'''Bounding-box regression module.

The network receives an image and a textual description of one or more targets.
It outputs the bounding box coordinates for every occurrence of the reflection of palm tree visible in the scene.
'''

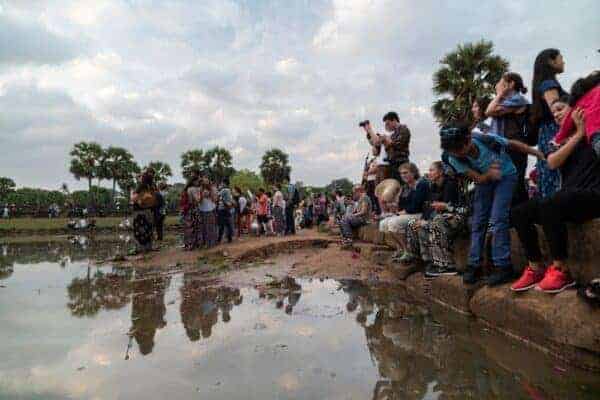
[129,269,170,356]
[67,266,133,317]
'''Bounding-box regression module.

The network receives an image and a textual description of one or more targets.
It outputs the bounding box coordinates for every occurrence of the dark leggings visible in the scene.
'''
[511,189,600,262]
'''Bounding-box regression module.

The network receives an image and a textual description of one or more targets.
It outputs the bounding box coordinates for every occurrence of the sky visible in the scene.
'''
[0,0,598,190]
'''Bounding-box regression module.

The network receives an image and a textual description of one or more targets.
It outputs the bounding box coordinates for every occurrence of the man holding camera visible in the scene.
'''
[360,111,411,183]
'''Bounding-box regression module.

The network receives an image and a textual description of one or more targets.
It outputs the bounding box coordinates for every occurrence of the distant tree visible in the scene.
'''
[230,169,265,194]
[0,177,16,200]
[145,161,172,185]
[69,142,104,194]
[432,40,508,124]
[181,149,205,181]
[3,188,66,216]
[100,146,139,204]
[259,148,291,186]
[204,146,235,184]
[326,178,354,196]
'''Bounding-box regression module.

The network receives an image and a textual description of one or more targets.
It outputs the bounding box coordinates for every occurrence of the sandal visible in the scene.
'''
[578,278,600,307]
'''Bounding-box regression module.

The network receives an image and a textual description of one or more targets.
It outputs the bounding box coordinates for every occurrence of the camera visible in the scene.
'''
[358,120,370,128]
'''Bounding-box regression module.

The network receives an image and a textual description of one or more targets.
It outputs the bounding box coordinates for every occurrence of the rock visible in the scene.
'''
[470,285,600,369]
[429,275,482,314]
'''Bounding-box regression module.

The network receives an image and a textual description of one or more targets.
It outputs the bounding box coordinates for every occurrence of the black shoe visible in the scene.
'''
[424,263,437,278]
[426,264,458,278]
[486,266,514,287]
[463,265,482,285]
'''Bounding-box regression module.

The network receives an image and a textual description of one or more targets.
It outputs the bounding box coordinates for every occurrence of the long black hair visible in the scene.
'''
[531,48,562,131]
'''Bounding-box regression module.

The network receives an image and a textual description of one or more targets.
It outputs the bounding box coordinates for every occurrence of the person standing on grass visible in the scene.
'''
[441,123,544,286]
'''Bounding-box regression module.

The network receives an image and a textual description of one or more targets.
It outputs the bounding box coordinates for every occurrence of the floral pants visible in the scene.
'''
[406,213,465,268]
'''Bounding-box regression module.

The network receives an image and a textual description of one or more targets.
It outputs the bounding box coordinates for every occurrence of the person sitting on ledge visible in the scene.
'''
[378,162,429,263]
[440,123,544,286]
[511,101,600,293]
[340,185,372,249]
[403,161,468,277]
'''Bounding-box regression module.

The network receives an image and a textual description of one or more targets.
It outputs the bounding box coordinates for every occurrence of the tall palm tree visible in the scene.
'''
[181,149,205,181]
[432,40,508,125]
[101,146,139,204]
[69,142,104,194]
[259,148,291,186]
[145,161,172,185]
[204,146,235,184]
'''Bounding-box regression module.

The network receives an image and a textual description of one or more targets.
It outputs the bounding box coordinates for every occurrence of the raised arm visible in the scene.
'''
[507,139,545,160]
[548,108,586,170]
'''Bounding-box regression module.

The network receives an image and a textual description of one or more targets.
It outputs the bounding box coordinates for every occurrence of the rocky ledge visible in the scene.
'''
[356,222,600,371]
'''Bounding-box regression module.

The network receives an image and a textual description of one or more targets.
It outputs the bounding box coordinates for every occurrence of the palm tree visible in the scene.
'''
[432,40,508,124]
[69,142,104,193]
[259,148,291,186]
[101,146,139,204]
[145,161,172,185]
[204,146,235,184]
[181,149,205,181]
[0,177,16,200]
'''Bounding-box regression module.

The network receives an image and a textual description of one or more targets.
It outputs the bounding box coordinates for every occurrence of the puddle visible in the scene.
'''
[1,239,599,399]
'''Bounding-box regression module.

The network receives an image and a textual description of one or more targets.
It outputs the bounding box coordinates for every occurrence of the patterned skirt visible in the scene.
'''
[272,206,285,234]
[133,209,154,252]
[183,209,199,250]
[536,121,561,198]
[198,210,218,248]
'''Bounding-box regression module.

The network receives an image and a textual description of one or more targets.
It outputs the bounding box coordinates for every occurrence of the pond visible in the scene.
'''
[1,238,599,399]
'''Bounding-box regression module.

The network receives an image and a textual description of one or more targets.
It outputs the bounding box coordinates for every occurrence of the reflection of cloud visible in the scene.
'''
[278,372,300,392]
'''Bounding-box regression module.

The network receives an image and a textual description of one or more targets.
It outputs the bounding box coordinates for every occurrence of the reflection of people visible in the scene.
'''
[180,275,243,341]
[130,271,170,355]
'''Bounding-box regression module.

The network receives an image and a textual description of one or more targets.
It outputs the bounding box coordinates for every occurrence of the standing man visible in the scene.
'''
[362,111,411,183]
[284,176,299,235]
[217,178,234,243]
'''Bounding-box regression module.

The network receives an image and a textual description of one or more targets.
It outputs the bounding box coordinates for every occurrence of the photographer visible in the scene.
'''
[360,111,411,183]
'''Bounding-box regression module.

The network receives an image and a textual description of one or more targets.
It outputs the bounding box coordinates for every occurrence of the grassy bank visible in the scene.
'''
[0,216,180,235]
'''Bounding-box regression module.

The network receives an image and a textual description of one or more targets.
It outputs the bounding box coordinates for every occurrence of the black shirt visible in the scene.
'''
[422,178,459,220]
[559,141,600,192]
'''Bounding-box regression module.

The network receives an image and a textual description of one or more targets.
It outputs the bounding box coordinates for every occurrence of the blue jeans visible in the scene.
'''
[468,173,517,268]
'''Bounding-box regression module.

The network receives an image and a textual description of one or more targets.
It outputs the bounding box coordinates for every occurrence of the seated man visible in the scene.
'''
[340,185,372,249]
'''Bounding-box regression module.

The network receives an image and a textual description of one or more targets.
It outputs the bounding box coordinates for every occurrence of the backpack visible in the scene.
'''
[503,104,538,145]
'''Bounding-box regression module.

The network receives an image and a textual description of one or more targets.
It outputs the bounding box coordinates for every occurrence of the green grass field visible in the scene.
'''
[0,216,180,233]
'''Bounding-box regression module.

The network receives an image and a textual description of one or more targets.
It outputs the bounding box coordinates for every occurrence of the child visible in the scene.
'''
[440,123,544,286]
[553,71,600,155]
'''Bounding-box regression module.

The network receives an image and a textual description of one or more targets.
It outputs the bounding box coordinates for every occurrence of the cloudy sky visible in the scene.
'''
[1,0,598,190]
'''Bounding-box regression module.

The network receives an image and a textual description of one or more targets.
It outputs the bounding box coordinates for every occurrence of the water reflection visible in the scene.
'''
[258,276,302,315]
[67,266,133,317]
[180,273,243,341]
[129,269,171,355]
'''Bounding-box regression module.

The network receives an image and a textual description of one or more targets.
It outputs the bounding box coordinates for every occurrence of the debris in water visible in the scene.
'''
[77,366,86,371]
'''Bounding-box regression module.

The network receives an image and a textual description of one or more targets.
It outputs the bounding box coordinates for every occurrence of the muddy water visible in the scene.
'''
[1,239,599,400]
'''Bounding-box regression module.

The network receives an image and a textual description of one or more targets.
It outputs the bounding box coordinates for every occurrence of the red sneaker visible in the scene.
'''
[536,266,576,293]
[511,266,545,292]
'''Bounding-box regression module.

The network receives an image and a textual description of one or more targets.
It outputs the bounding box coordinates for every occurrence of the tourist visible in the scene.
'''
[303,195,314,229]
[530,48,566,198]
[315,192,329,226]
[217,178,234,244]
[232,186,245,237]
[471,97,492,134]
[332,190,346,225]
[486,72,531,206]
[272,185,286,236]
[511,96,600,292]
[404,161,467,277]
[182,169,202,250]
[131,170,158,253]
[155,182,167,241]
[340,185,372,249]
[256,188,269,235]
[198,176,218,248]
[2,205,8,219]
[553,71,600,156]
[440,123,544,286]
[379,163,429,262]
[284,176,299,235]
[265,191,275,235]
[362,112,411,182]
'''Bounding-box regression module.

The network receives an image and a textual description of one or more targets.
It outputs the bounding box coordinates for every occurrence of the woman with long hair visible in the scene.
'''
[131,170,159,253]
[530,48,566,198]
[182,169,201,250]
[197,176,219,248]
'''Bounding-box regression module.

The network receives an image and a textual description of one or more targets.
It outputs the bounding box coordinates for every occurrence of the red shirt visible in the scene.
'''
[257,194,269,216]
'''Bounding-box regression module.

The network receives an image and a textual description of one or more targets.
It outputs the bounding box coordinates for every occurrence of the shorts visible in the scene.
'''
[379,213,421,234]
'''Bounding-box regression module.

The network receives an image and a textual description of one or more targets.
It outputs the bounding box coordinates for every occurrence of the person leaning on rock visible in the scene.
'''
[361,111,411,183]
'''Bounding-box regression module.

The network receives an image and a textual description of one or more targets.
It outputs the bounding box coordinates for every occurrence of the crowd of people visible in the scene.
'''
[338,48,599,299]
[127,48,599,302]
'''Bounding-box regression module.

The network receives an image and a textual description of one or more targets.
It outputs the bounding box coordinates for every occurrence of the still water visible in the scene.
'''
[1,238,599,399]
